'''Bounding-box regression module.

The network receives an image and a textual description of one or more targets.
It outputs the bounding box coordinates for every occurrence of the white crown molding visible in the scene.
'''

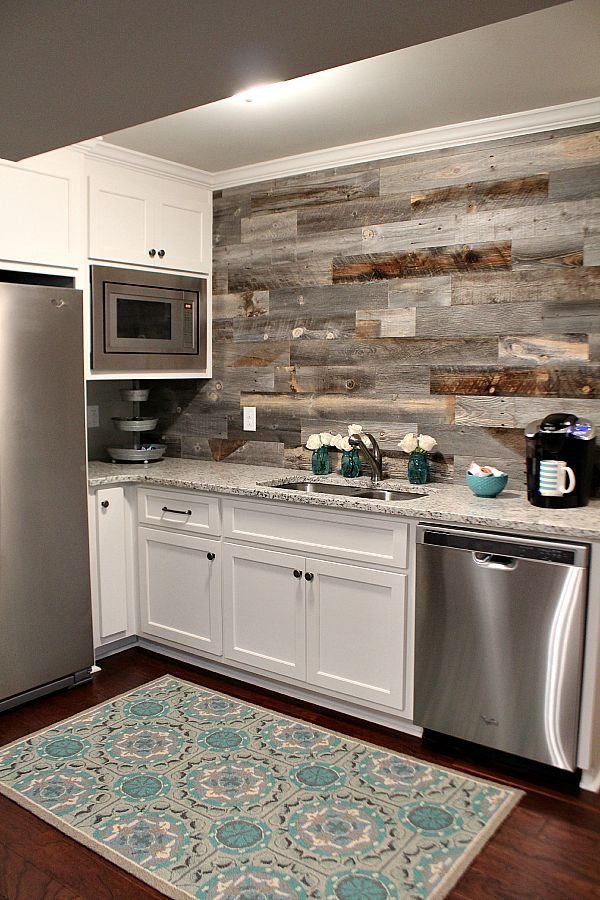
[210,97,600,190]
[76,138,213,187]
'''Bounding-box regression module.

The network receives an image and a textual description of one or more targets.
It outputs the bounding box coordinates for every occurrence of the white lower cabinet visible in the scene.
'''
[222,541,408,714]
[222,543,306,679]
[90,486,131,645]
[138,526,222,655]
[306,558,407,709]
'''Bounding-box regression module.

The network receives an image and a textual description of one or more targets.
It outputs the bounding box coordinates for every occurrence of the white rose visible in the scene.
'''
[339,436,353,452]
[319,432,334,446]
[418,434,437,452]
[306,433,322,450]
[348,423,363,436]
[331,434,346,450]
[399,433,419,453]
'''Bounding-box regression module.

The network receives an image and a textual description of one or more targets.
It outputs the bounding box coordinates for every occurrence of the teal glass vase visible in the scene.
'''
[407,450,430,484]
[311,446,330,475]
[341,447,361,478]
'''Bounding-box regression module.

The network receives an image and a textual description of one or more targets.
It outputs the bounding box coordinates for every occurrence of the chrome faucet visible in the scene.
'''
[349,432,384,483]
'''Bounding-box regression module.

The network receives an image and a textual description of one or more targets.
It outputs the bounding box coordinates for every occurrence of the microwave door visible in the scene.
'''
[105,291,187,354]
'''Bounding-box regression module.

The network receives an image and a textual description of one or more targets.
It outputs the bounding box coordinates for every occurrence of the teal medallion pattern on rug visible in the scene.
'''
[0,675,522,899]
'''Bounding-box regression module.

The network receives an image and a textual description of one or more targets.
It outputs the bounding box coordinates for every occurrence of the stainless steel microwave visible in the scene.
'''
[91,265,208,373]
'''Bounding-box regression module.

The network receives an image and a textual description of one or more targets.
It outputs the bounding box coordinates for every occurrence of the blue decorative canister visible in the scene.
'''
[341,447,361,478]
[311,446,330,476]
[407,450,430,484]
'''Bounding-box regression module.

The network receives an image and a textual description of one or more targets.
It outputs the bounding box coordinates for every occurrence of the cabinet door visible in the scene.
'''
[88,165,154,266]
[138,526,222,655]
[95,487,129,641]
[0,150,81,268]
[222,543,306,679]
[154,181,211,273]
[306,559,407,711]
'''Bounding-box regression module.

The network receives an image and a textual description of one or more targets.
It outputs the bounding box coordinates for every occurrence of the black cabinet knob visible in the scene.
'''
[157,249,165,258]
[207,552,216,561]
[148,248,156,257]
[293,569,302,578]
[101,500,109,508]
[304,572,314,582]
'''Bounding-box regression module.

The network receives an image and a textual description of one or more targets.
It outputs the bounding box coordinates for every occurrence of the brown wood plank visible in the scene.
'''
[180,436,285,467]
[290,337,499,367]
[451,267,600,305]
[215,340,291,369]
[241,392,455,424]
[275,365,429,396]
[411,174,548,215]
[251,168,379,212]
[296,194,411,235]
[332,242,512,282]
[431,367,561,397]
[455,397,517,427]
[498,335,589,365]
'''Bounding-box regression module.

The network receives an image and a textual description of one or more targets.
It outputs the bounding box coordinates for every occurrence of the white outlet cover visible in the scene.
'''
[87,405,100,428]
[243,406,257,431]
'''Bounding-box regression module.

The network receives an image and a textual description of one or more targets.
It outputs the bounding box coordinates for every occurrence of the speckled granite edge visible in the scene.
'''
[87,459,600,541]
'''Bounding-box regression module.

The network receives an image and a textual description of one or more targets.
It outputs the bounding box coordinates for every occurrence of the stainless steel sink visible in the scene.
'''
[355,488,426,501]
[270,481,426,501]
[273,481,360,496]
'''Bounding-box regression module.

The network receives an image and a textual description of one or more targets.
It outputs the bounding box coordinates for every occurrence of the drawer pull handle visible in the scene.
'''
[304,572,314,582]
[101,500,109,509]
[162,505,192,516]
[293,569,302,578]
[207,552,216,561]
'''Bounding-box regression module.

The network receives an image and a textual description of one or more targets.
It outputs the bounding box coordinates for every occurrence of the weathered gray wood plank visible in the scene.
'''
[212,291,269,320]
[451,268,600,305]
[269,283,389,316]
[498,335,589,365]
[275,365,429,396]
[416,300,600,338]
[455,396,518,427]
[214,340,291,370]
[232,313,356,343]
[548,166,600,203]
[584,229,600,266]
[355,308,416,338]
[251,169,379,212]
[455,200,599,245]
[241,211,297,243]
[241,392,456,424]
[297,195,411,236]
[511,235,583,269]
[388,275,451,308]
[360,217,456,253]
[411,175,548,215]
[333,242,511,282]
[289,337,499,367]
[181,437,285,467]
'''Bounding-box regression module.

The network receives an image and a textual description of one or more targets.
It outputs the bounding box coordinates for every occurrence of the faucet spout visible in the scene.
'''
[349,432,384,483]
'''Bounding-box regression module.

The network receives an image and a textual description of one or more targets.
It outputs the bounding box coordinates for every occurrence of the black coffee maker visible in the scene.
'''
[525,413,596,508]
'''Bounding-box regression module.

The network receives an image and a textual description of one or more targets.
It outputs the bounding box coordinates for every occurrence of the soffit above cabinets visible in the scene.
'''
[1,0,571,161]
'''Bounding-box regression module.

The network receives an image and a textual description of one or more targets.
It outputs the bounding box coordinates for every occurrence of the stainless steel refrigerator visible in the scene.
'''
[0,281,93,712]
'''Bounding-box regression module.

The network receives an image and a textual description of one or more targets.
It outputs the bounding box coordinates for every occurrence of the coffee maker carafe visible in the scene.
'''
[525,413,596,508]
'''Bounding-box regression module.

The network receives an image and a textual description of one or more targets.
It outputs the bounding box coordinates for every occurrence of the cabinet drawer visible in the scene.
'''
[223,499,408,568]
[138,488,221,536]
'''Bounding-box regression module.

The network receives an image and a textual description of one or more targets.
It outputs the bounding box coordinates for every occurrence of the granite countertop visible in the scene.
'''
[87,458,600,541]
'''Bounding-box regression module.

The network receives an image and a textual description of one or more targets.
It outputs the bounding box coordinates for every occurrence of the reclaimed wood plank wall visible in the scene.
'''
[151,123,600,484]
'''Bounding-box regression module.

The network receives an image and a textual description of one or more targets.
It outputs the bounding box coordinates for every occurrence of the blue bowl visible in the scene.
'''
[466,472,508,498]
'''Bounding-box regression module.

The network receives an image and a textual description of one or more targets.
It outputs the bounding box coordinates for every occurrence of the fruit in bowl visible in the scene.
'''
[466,463,508,498]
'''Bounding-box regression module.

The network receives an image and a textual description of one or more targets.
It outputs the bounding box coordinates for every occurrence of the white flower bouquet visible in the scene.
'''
[398,432,437,484]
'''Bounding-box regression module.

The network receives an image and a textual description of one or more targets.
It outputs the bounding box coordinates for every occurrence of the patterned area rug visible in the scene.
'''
[0,675,522,898]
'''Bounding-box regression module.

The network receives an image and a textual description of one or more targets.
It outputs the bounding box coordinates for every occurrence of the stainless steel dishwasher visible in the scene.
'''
[415,524,588,770]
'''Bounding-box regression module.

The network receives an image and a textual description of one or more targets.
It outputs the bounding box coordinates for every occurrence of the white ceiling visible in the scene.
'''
[1,0,567,161]
[104,0,600,174]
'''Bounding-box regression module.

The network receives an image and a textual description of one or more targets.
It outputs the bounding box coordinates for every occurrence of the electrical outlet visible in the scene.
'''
[87,405,100,428]
[243,406,257,431]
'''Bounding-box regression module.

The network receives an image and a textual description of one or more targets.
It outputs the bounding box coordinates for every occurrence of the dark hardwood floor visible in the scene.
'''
[0,647,598,900]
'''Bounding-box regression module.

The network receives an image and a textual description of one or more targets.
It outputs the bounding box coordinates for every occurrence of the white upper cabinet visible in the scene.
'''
[87,160,211,274]
[0,148,83,269]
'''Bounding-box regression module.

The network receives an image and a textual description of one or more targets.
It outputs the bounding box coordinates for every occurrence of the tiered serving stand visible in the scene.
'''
[107,381,166,463]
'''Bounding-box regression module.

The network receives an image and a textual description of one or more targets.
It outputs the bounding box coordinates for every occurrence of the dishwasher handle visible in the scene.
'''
[473,551,518,571]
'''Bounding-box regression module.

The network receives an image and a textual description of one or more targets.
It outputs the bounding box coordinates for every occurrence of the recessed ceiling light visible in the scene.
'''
[233,82,290,104]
